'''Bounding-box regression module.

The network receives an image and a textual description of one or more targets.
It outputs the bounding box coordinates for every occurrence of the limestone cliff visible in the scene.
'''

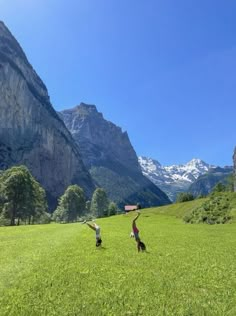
[60,104,171,207]
[0,22,95,209]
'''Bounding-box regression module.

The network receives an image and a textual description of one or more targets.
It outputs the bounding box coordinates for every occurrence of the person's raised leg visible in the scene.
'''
[86,222,96,231]
[132,212,140,229]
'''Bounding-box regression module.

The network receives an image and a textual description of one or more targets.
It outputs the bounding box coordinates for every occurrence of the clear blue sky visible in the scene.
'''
[1,0,236,166]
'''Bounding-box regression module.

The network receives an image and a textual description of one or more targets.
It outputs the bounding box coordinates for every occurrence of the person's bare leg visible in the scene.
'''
[132,212,140,229]
[86,222,96,231]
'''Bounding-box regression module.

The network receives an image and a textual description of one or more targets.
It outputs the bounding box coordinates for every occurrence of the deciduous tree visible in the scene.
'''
[53,185,86,222]
[90,188,109,217]
[0,165,48,225]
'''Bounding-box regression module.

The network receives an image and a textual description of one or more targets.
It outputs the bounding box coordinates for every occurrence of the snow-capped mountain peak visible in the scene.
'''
[138,156,215,201]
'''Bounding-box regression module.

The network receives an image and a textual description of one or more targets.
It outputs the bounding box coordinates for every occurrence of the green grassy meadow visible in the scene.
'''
[0,202,236,316]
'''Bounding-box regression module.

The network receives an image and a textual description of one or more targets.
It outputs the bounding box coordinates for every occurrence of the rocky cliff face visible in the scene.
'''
[0,21,95,209]
[60,104,171,207]
[59,103,141,173]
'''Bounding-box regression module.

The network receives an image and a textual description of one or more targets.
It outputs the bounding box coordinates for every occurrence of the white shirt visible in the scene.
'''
[94,224,101,239]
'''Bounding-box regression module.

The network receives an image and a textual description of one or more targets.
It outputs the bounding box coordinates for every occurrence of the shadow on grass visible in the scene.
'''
[96,246,107,250]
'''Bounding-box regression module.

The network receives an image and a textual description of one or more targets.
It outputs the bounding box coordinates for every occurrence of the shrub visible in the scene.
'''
[34,212,51,224]
[183,192,232,224]
[176,192,194,203]
[108,202,117,216]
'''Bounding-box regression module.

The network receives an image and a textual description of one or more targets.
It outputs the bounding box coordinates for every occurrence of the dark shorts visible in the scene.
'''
[134,232,140,241]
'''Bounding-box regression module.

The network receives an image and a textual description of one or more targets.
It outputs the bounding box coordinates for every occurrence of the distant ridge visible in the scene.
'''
[188,166,233,196]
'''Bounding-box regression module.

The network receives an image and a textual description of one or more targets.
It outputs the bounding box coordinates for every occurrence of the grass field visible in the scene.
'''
[0,202,236,316]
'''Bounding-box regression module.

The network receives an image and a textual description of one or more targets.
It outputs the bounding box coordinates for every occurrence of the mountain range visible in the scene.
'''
[0,21,170,210]
[0,20,234,210]
[138,157,233,201]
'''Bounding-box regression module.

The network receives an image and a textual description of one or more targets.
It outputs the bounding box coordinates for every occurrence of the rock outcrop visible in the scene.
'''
[59,104,171,207]
[0,21,95,209]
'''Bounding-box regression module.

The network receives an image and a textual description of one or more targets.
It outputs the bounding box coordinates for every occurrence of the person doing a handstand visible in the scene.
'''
[132,211,146,252]
[84,220,102,247]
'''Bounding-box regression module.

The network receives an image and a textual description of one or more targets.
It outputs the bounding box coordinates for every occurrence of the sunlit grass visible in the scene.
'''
[0,205,236,315]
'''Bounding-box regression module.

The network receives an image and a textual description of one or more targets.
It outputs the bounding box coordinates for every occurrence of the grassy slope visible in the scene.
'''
[154,195,236,221]
[0,201,236,316]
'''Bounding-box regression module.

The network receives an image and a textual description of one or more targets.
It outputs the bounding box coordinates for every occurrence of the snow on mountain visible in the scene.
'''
[138,156,214,201]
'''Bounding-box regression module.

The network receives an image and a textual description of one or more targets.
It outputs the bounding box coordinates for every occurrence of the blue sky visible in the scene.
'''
[1,0,236,166]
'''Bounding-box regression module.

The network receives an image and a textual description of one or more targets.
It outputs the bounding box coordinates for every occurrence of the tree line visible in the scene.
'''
[52,185,118,223]
[0,165,118,226]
